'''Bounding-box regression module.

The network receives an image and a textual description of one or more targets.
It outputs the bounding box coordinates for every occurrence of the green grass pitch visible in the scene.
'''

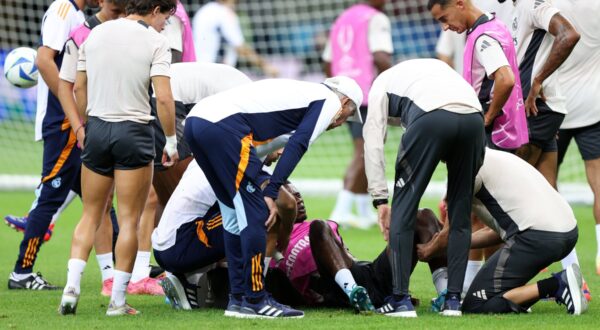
[0,191,598,329]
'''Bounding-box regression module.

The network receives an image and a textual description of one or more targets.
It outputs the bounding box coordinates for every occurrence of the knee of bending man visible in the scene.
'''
[415,208,442,243]
[308,219,331,243]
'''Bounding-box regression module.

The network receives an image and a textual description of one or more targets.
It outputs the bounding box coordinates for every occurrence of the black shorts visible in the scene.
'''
[527,100,565,152]
[81,117,155,176]
[347,106,367,140]
[150,99,194,171]
[558,120,600,164]
[462,228,578,314]
[350,249,393,308]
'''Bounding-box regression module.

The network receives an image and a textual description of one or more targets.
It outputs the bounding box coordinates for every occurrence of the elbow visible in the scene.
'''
[562,30,581,51]
[156,94,174,108]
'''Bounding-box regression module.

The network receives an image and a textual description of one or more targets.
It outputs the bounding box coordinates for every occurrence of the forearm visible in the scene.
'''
[373,51,392,74]
[57,80,82,132]
[470,227,504,249]
[156,99,176,136]
[73,81,87,122]
[535,14,580,84]
[363,110,388,200]
[487,69,514,120]
[38,58,60,97]
[237,45,266,70]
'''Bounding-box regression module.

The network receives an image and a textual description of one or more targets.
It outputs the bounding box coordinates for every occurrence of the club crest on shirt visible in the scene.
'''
[51,177,61,189]
[246,182,256,193]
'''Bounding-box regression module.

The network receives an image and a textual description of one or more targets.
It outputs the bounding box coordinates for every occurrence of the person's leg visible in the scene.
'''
[12,130,81,287]
[414,209,448,296]
[535,151,559,189]
[584,158,600,274]
[65,165,114,294]
[444,112,485,307]
[110,164,153,308]
[96,198,115,296]
[152,156,193,208]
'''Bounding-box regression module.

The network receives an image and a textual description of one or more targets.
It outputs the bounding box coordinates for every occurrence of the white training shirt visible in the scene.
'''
[321,12,394,62]
[78,18,171,123]
[473,148,577,239]
[364,59,482,200]
[556,0,600,129]
[152,160,217,251]
[165,62,252,104]
[192,2,244,66]
[162,15,184,53]
[35,0,84,141]
[470,13,510,99]
[511,0,565,113]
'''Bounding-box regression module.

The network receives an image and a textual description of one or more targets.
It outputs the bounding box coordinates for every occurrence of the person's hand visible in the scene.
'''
[75,126,85,150]
[484,112,495,127]
[377,204,391,241]
[162,150,179,167]
[264,196,279,230]
[416,233,441,262]
[525,78,545,117]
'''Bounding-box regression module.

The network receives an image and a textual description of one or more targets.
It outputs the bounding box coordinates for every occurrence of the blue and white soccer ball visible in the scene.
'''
[3,47,38,88]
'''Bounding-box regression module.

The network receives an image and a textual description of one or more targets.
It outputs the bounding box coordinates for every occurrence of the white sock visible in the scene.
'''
[431,267,448,295]
[96,253,114,281]
[11,272,33,281]
[330,190,355,218]
[462,260,483,296]
[111,270,131,306]
[355,194,375,220]
[334,268,357,296]
[65,259,87,294]
[130,251,151,283]
[561,248,580,269]
[596,224,600,258]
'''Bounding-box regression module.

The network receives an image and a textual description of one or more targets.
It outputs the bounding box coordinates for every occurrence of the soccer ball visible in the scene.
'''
[3,47,38,88]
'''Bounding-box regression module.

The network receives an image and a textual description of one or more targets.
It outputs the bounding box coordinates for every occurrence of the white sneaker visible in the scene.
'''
[58,287,79,315]
[106,301,140,316]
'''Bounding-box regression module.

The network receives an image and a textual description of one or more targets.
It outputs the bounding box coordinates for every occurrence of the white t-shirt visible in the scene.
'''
[511,0,565,113]
[321,12,393,62]
[192,2,244,66]
[473,148,577,239]
[434,0,514,74]
[152,160,217,251]
[556,0,600,129]
[165,62,251,104]
[35,0,84,141]
[470,14,510,98]
[162,16,184,53]
[364,59,482,200]
[78,18,171,123]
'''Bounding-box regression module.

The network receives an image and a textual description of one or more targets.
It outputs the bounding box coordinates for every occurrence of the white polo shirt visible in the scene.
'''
[78,18,171,123]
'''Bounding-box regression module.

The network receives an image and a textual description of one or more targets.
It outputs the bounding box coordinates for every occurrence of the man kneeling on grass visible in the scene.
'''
[418,148,588,315]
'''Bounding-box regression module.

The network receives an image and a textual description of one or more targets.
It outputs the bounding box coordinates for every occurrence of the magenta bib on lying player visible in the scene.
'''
[463,15,528,150]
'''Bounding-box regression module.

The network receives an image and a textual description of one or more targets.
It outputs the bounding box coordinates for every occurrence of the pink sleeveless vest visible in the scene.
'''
[330,4,378,106]
[70,23,92,48]
[175,1,196,62]
[269,220,342,303]
[464,15,528,150]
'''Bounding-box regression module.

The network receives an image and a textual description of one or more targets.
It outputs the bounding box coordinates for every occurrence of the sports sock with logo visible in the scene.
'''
[130,251,151,283]
[560,248,580,269]
[111,270,131,306]
[65,258,86,294]
[334,268,357,297]
[96,253,114,281]
[330,190,355,219]
[10,272,33,281]
[462,260,483,296]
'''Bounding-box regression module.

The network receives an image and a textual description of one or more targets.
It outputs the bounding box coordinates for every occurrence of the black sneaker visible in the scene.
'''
[441,292,462,316]
[376,295,417,317]
[8,272,61,290]
[161,273,209,310]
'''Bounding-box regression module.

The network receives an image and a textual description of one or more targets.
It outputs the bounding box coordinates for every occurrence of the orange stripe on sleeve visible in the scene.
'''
[235,133,253,192]
[42,131,77,183]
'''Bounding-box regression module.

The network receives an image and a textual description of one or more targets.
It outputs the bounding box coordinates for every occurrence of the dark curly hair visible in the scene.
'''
[126,0,177,16]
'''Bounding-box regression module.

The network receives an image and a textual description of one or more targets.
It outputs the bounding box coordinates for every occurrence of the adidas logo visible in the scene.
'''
[102,265,112,270]
[480,40,492,52]
[473,289,488,300]
[395,178,405,188]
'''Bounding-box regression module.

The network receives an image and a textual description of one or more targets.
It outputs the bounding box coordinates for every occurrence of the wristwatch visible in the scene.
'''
[372,198,388,209]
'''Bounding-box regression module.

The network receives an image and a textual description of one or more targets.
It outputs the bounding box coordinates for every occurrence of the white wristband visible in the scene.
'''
[164,135,177,157]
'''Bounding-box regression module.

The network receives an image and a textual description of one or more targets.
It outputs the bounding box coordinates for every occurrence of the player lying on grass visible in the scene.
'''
[266,207,449,314]
[417,148,588,315]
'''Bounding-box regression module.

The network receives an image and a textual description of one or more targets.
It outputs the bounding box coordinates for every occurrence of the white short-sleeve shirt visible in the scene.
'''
[78,18,171,123]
